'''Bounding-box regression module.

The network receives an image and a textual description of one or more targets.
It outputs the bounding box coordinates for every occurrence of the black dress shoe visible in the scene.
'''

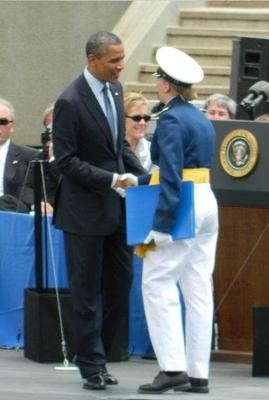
[138,371,189,394]
[101,367,119,385]
[174,377,209,393]
[83,372,106,390]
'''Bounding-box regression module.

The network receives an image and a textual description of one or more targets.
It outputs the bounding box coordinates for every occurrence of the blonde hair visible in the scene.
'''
[171,84,197,101]
[124,92,149,114]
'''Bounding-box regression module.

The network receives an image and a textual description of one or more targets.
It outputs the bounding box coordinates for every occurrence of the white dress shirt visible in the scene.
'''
[0,139,10,196]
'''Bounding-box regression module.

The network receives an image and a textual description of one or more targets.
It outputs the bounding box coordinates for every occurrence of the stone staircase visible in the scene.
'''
[124,1,269,101]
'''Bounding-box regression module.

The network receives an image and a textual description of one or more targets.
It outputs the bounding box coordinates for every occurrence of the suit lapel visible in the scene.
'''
[110,83,124,153]
[77,75,116,152]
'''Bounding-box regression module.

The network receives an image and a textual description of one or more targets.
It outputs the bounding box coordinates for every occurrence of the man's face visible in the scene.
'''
[88,44,125,83]
[0,106,15,146]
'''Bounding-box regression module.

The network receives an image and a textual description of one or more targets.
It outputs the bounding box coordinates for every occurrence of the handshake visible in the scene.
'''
[113,173,138,197]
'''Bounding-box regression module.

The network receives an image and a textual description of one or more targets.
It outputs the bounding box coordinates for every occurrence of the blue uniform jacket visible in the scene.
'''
[145,96,216,234]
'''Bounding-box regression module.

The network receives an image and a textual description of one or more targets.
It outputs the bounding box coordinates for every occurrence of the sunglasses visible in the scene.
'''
[126,114,151,122]
[0,118,14,126]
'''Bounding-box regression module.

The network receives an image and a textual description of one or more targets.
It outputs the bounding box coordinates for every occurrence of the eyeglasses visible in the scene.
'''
[0,118,14,126]
[126,114,151,122]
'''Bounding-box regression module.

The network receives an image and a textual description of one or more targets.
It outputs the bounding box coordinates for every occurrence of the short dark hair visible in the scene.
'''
[85,31,122,58]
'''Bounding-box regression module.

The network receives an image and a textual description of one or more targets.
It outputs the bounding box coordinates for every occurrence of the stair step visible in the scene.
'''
[180,8,269,29]
[181,7,269,19]
[151,45,232,66]
[168,26,269,37]
[207,0,269,7]
[152,45,232,56]
[140,63,231,75]
[167,26,269,47]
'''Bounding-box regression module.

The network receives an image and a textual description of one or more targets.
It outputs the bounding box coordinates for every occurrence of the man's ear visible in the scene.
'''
[87,53,96,64]
[10,123,16,134]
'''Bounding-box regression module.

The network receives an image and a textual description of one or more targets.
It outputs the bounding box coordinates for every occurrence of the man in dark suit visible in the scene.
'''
[53,31,145,391]
[0,98,39,212]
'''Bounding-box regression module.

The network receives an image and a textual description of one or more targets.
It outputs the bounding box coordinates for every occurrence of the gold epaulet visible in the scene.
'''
[151,105,170,120]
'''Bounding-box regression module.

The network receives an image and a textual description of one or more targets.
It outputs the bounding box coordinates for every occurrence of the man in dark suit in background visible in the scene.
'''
[0,98,38,212]
[53,31,145,391]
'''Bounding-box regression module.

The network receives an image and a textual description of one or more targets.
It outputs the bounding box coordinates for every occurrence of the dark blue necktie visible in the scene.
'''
[103,84,117,150]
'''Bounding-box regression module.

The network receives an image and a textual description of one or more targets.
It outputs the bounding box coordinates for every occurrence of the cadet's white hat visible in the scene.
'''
[153,46,204,86]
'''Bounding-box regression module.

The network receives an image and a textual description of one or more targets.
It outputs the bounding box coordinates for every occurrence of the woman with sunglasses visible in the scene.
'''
[124,92,155,172]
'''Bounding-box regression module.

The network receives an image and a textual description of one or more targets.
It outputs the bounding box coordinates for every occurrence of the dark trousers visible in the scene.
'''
[63,222,133,376]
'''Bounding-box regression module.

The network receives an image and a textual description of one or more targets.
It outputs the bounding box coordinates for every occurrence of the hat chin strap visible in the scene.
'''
[154,67,191,88]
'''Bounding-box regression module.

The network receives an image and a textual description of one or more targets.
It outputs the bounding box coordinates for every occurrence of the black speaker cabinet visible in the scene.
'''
[24,288,75,363]
[252,306,269,377]
[229,36,269,120]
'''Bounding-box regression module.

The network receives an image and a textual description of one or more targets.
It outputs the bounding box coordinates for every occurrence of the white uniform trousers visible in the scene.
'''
[142,183,218,379]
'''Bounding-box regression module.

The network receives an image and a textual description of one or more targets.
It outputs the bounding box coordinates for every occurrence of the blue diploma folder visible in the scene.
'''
[126,181,195,245]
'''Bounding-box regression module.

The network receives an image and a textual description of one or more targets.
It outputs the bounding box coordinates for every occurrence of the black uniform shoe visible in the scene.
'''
[101,367,119,385]
[83,372,106,390]
[174,377,209,393]
[189,378,209,393]
[138,371,189,394]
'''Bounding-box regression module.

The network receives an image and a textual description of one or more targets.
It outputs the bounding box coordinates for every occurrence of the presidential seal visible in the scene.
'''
[220,129,258,177]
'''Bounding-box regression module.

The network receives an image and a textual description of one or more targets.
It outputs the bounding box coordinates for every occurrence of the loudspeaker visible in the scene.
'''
[229,36,269,119]
[24,288,75,363]
[252,306,269,376]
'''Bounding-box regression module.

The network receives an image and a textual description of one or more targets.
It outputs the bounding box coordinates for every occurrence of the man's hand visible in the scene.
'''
[116,173,138,189]
[144,230,172,247]
[41,201,54,216]
[113,187,126,198]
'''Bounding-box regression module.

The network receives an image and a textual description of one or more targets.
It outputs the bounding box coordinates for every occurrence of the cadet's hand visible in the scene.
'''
[144,230,172,247]
[116,173,138,189]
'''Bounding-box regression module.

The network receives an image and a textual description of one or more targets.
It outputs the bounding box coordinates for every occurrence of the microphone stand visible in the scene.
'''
[33,160,43,291]
[33,159,49,292]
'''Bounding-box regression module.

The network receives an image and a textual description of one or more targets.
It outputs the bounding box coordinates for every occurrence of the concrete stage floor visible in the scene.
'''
[0,349,268,400]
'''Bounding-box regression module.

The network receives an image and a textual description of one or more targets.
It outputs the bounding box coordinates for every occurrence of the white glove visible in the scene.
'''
[120,173,138,186]
[144,230,172,247]
[113,187,126,198]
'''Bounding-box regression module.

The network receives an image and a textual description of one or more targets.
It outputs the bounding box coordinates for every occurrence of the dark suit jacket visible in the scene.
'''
[4,142,39,209]
[53,74,145,235]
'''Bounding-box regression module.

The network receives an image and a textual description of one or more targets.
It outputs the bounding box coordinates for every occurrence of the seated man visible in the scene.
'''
[0,97,39,212]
